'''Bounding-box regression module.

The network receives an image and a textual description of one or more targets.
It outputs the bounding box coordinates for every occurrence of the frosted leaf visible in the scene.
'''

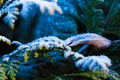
[20,0,62,15]
[0,35,11,45]
[64,51,74,59]
[2,55,10,62]
[1,3,20,30]
[0,0,62,30]
[39,42,50,50]
[81,58,93,71]
[9,36,71,58]
[89,60,98,70]
[7,36,73,63]
[72,52,84,60]
[75,57,88,68]
[3,12,17,30]
[75,55,112,73]
[65,33,111,49]
[98,55,112,66]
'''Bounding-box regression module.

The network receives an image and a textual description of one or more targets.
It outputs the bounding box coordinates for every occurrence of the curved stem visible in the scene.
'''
[78,44,89,54]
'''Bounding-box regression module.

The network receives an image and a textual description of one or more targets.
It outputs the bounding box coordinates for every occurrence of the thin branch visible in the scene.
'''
[78,44,89,54]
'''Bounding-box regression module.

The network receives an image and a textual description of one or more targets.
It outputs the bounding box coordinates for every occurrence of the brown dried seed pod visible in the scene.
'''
[65,33,111,49]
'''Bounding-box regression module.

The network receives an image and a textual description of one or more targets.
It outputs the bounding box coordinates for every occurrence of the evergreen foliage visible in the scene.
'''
[77,0,104,33]
[76,0,120,35]
[0,0,120,80]
[0,60,20,80]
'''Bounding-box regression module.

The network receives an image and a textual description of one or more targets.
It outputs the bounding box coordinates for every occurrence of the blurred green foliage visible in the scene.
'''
[77,0,120,35]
